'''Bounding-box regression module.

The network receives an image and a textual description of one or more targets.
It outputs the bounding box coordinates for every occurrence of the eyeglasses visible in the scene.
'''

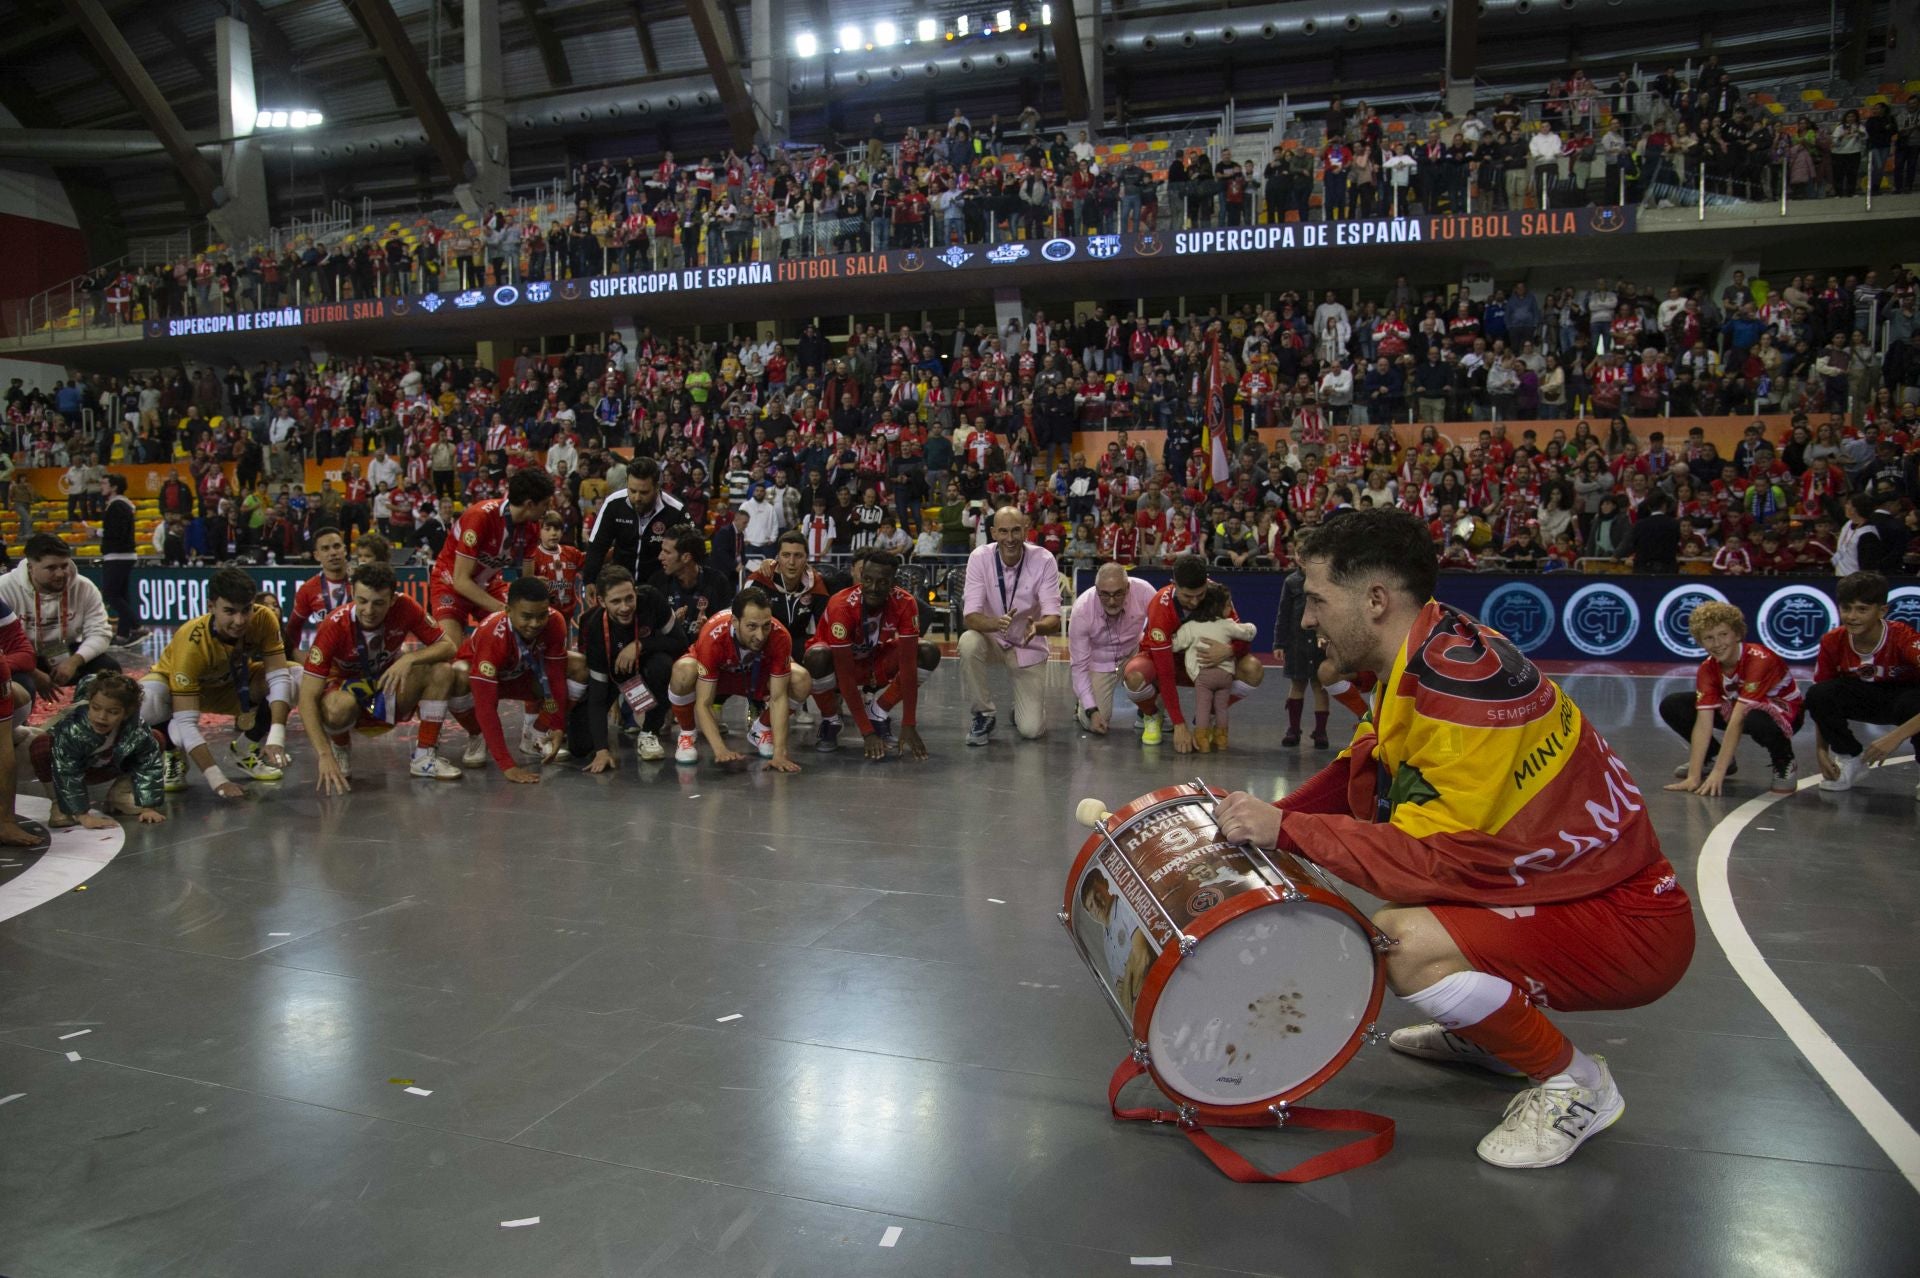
[1095,588,1130,600]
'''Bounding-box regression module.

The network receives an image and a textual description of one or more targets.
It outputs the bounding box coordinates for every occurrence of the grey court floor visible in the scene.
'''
[1,664,1916,1278]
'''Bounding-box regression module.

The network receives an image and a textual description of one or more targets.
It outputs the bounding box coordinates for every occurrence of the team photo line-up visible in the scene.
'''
[6,464,1920,1171]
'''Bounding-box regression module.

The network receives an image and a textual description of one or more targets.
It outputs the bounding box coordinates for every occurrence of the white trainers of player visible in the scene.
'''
[330,742,352,780]
[229,741,283,782]
[1476,1057,1625,1170]
[162,748,188,792]
[519,723,546,758]
[636,730,666,762]
[461,734,489,768]
[408,750,462,780]
[674,730,699,764]
[1387,1022,1526,1077]
[747,717,775,758]
[1818,753,1867,792]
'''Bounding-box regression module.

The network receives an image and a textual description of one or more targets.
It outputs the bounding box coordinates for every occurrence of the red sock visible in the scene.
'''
[417,719,442,748]
[673,702,695,730]
[1313,710,1329,736]
[329,732,351,747]
[452,709,482,736]
[1453,987,1574,1080]
[814,689,841,717]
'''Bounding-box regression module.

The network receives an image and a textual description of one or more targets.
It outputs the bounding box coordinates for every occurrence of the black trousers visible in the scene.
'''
[1658,690,1800,768]
[1804,678,1920,757]
[101,559,140,639]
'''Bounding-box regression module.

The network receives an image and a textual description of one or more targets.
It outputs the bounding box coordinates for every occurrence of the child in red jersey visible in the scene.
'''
[1661,600,1804,795]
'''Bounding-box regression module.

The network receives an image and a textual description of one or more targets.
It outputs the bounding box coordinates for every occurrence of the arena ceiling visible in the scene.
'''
[0,0,1879,251]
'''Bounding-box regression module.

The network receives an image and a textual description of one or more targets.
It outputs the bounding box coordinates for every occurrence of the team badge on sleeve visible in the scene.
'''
[477,660,496,677]
[1150,628,1167,643]
[462,528,478,546]
[173,672,193,688]
[831,622,847,639]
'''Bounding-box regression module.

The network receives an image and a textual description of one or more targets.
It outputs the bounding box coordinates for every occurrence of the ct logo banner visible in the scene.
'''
[1653,585,1730,659]
[1478,583,1555,653]
[1886,586,1920,631]
[1561,583,1641,657]
[1756,585,1838,660]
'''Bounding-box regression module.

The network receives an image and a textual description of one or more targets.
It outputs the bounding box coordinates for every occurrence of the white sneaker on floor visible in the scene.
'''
[330,742,352,779]
[674,730,699,764]
[409,750,462,780]
[636,731,666,762]
[746,717,774,758]
[461,735,489,768]
[519,723,546,758]
[1476,1057,1625,1169]
[1388,1022,1526,1077]
[1818,754,1867,792]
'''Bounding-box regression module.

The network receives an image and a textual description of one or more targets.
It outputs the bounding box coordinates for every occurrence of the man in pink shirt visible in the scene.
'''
[961,506,1062,745]
[1069,562,1157,735]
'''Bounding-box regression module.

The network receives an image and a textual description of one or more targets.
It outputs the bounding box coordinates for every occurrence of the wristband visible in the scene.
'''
[266,724,288,748]
[203,765,232,791]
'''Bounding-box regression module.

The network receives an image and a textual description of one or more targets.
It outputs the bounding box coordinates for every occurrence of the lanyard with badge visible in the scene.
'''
[994,549,1025,646]
[31,587,69,649]
[602,610,656,715]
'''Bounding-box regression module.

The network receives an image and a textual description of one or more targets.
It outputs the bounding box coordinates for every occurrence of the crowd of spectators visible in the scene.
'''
[66,63,1920,326]
[10,268,1919,584]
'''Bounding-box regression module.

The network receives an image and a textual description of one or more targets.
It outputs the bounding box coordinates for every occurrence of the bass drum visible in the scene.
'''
[1063,782,1385,1118]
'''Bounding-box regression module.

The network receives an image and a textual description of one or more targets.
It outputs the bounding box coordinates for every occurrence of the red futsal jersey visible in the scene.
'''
[303,595,439,686]
[691,610,792,700]
[431,498,539,595]
[1694,641,1804,736]
[814,584,921,729]
[1139,583,1247,725]
[458,609,571,770]
[290,571,353,652]
[1812,621,1920,685]
[524,543,586,615]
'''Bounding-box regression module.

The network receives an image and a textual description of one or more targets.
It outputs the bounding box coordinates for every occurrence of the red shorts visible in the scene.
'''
[1431,858,1696,1013]
[1123,650,1193,690]
[492,672,551,707]
[805,642,901,691]
[429,574,508,625]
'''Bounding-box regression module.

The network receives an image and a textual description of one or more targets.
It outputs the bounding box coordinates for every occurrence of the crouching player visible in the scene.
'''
[430,577,584,783]
[668,586,810,770]
[299,561,462,793]
[21,673,166,828]
[804,551,938,759]
[140,566,295,799]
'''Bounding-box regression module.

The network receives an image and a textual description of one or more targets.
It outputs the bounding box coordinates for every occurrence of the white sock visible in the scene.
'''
[1230,679,1257,701]
[1547,1047,1606,1091]
[1401,970,1514,1031]
[418,699,448,723]
[566,679,589,703]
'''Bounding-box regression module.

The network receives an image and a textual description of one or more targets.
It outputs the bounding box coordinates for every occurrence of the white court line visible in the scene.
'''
[1698,761,1920,1196]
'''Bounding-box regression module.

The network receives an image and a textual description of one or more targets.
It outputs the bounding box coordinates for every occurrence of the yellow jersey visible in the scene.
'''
[145,604,285,696]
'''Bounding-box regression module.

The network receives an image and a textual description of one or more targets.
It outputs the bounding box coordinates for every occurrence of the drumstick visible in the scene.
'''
[1075,797,1112,828]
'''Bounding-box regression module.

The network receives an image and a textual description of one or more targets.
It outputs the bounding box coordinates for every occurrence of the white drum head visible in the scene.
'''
[1146,900,1377,1108]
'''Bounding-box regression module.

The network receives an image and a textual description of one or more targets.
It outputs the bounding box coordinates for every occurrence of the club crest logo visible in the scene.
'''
[1087,235,1122,259]
[899,250,925,271]
[937,245,973,268]
[987,243,1030,264]
[492,285,520,307]
[452,290,486,309]
[560,280,582,299]
[1040,238,1077,262]
[526,281,552,302]
[1134,233,1163,256]
[416,292,444,313]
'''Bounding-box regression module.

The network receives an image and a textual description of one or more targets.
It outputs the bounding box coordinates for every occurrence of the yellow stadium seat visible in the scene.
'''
[1800,88,1824,101]
[1906,79,1920,93]
[75,546,100,558]
[1865,94,1888,106]
[1767,102,1785,114]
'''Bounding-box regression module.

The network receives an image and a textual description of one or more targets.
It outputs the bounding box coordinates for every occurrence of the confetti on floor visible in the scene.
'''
[64,1051,81,1063]
[57,1030,91,1040]
[715,1014,743,1023]
[879,1226,902,1247]
[500,1217,540,1228]
[403,1087,433,1097]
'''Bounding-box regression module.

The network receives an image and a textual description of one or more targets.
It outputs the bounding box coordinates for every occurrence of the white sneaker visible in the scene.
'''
[1388,1023,1526,1077]
[1818,754,1867,792]
[461,735,489,768]
[747,717,774,758]
[674,730,699,764]
[409,750,462,780]
[519,723,546,758]
[1476,1057,1625,1169]
[553,744,571,762]
[228,741,283,782]
[636,730,666,762]
[330,742,352,779]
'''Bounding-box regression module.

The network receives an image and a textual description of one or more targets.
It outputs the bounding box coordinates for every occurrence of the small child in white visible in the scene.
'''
[1172,582,1256,752]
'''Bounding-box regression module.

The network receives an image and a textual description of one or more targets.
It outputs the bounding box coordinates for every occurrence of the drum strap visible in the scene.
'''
[1106,1057,1395,1184]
